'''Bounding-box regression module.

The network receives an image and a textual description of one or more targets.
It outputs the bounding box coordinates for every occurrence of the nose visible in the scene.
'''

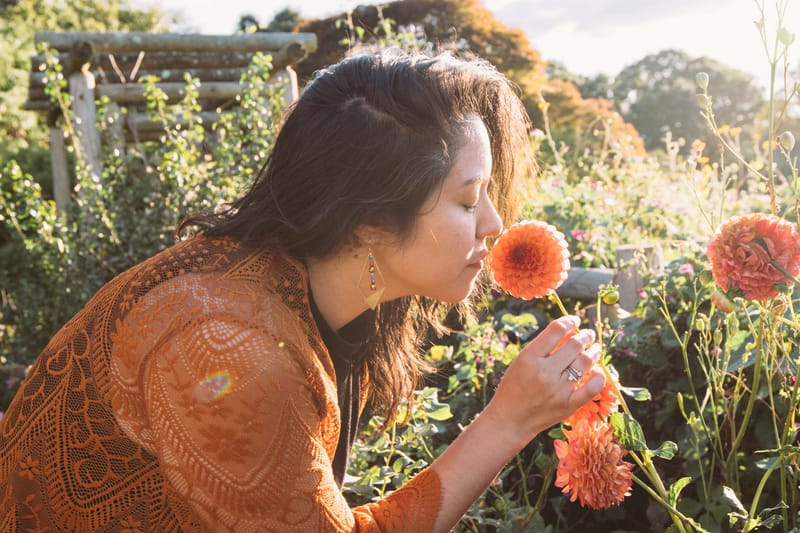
[479,197,503,240]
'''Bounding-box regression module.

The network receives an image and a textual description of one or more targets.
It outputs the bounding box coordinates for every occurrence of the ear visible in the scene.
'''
[353,224,392,248]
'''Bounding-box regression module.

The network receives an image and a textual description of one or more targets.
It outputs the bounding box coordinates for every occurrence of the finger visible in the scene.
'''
[548,328,596,371]
[563,343,601,376]
[527,315,580,357]
[568,368,605,406]
[551,328,595,358]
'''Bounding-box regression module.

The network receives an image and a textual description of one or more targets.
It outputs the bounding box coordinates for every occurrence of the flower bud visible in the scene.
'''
[696,93,711,109]
[602,289,620,305]
[695,313,710,333]
[710,289,735,313]
[695,72,709,91]
[698,269,713,286]
[778,131,795,152]
[777,27,796,46]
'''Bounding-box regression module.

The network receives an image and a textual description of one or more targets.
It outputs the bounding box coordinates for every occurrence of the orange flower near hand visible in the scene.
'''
[554,418,634,509]
[490,220,570,299]
[564,367,620,427]
[707,213,800,301]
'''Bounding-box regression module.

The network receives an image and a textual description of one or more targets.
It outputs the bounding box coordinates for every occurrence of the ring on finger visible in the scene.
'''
[566,365,583,383]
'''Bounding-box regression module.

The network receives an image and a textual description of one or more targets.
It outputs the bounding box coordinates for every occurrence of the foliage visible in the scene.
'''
[610,49,765,159]
[0,0,165,192]
[0,52,285,367]
[237,7,301,34]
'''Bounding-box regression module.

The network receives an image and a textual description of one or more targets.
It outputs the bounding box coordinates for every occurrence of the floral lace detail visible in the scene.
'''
[0,236,441,531]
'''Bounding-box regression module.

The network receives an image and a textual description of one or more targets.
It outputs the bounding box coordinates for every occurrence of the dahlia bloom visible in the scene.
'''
[490,220,571,299]
[554,418,634,509]
[564,369,620,427]
[706,213,800,301]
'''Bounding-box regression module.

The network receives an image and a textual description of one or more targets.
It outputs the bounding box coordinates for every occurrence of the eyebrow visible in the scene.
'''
[461,175,487,187]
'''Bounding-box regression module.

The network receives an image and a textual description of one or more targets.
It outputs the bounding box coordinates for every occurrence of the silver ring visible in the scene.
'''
[566,365,583,383]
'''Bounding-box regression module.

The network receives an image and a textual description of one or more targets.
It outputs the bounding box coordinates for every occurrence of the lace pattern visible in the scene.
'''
[0,236,441,532]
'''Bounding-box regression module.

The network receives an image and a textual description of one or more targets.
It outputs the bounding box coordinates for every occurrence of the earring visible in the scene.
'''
[358,248,385,310]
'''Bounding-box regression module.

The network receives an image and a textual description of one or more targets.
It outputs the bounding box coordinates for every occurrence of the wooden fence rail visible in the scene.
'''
[26,31,317,212]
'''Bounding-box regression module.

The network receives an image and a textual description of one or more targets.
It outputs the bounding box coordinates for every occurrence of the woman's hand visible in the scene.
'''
[482,314,605,450]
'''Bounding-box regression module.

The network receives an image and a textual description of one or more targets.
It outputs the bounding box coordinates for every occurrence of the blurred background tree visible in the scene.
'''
[609,49,765,158]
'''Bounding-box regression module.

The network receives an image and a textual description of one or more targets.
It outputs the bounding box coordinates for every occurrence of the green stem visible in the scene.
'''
[531,456,556,519]
[631,475,692,533]
[551,292,569,317]
[745,456,781,532]
[725,322,765,483]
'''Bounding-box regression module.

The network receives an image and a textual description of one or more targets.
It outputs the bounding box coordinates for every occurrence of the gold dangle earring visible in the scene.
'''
[358,248,385,310]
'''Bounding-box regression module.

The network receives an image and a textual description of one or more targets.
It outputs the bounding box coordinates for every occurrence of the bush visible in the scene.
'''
[0,52,285,372]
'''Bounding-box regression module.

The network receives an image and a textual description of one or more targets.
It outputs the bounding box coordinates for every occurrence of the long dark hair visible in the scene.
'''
[179,49,532,420]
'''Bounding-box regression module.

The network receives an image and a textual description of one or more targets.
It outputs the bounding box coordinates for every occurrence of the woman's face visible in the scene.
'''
[376,117,503,303]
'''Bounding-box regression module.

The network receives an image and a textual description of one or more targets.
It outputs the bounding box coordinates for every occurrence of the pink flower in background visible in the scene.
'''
[707,213,800,300]
[678,263,695,275]
[571,229,589,241]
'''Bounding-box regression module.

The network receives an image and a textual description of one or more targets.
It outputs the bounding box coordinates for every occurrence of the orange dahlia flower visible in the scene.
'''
[707,213,800,301]
[490,220,570,299]
[564,368,620,427]
[554,418,634,509]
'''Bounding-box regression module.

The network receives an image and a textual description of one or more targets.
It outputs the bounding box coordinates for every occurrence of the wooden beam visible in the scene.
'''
[34,31,318,54]
[97,81,242,103]
[32,67,250,88]
[30,41,308,75]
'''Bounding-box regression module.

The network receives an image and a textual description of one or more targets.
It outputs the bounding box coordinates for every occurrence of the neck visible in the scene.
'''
[306,248,371,332]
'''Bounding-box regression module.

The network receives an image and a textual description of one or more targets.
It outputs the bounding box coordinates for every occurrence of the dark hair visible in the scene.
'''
[179,49,532,420]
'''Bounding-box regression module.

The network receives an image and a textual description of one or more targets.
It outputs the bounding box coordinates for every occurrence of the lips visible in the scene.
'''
[468,250,488,269]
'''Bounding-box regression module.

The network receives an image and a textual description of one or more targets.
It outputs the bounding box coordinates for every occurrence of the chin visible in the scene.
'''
[437,284,477,304]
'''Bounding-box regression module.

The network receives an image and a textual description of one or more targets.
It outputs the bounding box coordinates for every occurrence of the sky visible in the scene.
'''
[131,0,796,91]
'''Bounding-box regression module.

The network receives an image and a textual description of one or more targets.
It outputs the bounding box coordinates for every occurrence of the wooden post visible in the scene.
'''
[276,66,299,107]
[49,127,70,212]
[614,244,663,311]
[69,68,102,182]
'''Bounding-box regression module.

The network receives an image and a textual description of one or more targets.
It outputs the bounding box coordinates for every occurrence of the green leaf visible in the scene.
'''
[653,440,678,459]
[427,403,453,421]
[754,455,779,470]
[455,364,477,382]
[620,386,651,401]
[609,412,648,452]
[667,476,691,506]
[756,502,789,528]
[721,485,747,515]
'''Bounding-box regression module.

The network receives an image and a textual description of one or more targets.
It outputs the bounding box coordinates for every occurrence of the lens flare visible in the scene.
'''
[194,370,233,403]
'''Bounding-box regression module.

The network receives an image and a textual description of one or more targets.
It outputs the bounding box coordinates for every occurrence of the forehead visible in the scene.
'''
[448,119,492,177]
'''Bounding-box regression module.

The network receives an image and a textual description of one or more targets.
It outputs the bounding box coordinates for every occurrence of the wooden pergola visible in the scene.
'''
[26,31,318,212]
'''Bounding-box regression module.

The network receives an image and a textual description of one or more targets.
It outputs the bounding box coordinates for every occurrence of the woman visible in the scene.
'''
[0,50,604,531]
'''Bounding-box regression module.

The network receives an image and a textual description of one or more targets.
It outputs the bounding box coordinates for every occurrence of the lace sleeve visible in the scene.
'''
[121,274,440,532]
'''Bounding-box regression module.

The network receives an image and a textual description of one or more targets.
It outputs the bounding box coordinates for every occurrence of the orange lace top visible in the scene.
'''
[0,236,441,532]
